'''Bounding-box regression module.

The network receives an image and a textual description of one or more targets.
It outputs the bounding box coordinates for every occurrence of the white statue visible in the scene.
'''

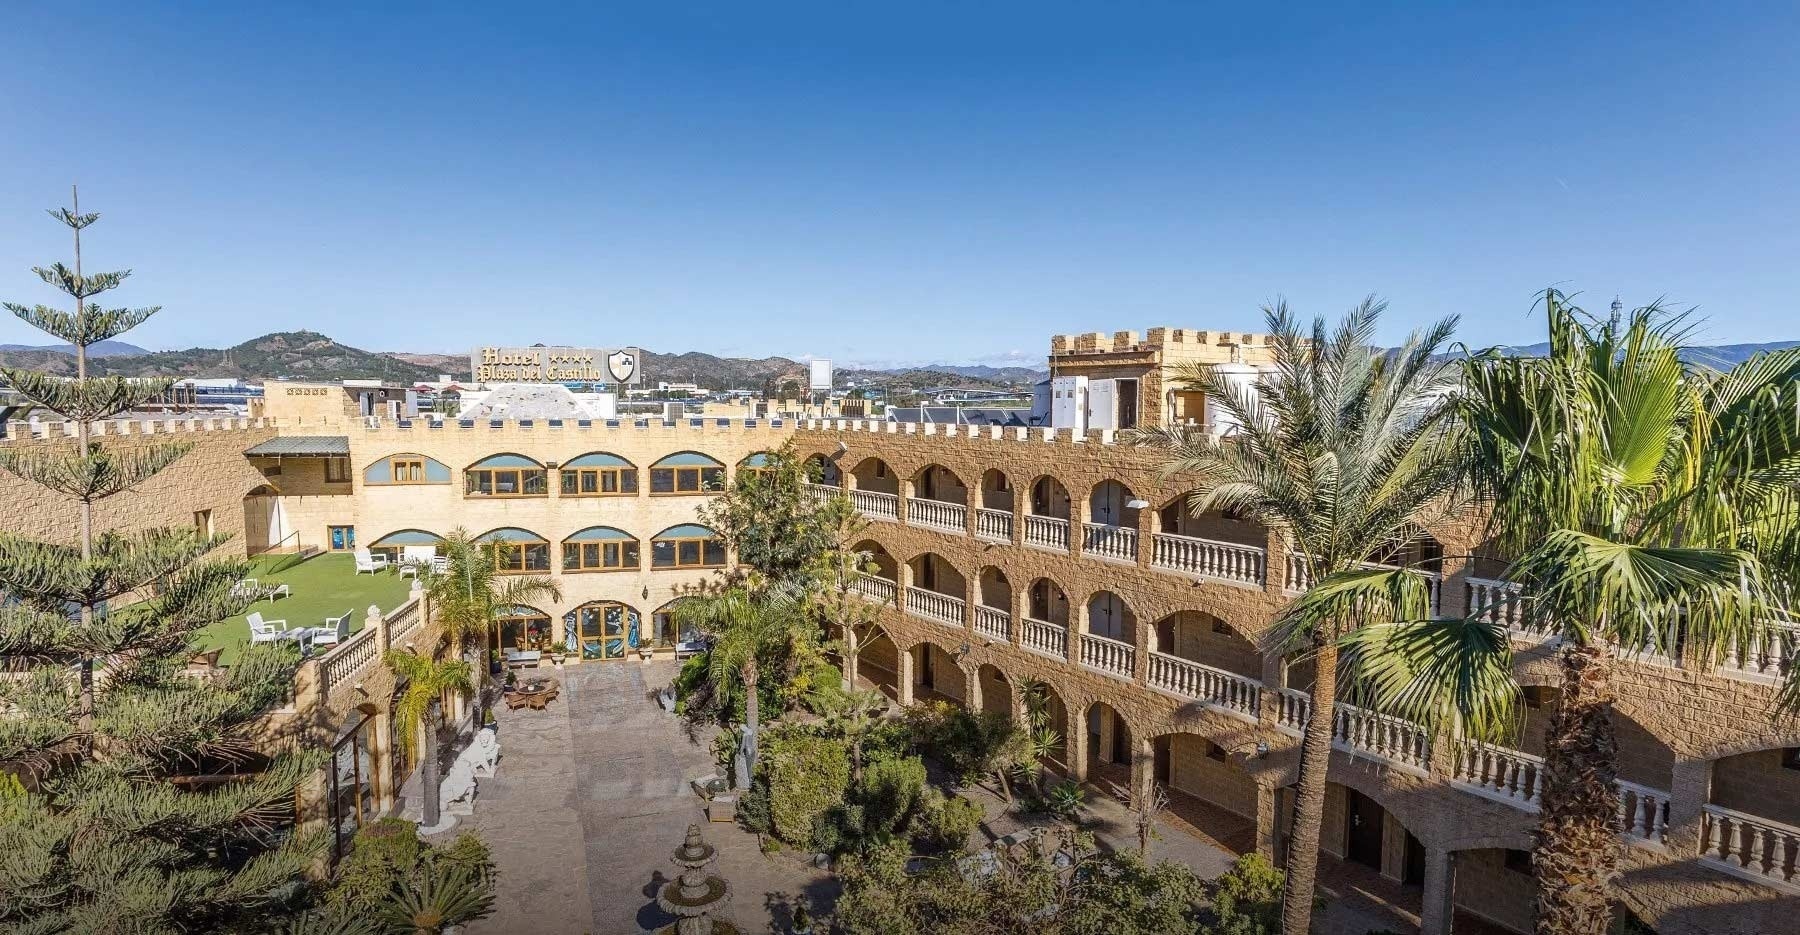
[468,726,500,776]
[440,760,478,816]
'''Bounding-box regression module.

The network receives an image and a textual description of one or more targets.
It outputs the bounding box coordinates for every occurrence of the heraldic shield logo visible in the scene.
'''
[606,349,637,383]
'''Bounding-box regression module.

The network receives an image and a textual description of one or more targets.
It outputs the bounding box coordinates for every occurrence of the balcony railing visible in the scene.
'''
[905,586,965,626]
[805,482,837,506]
[852,572,897,605]
[1081,523,1137,562]
[974,507,1013,542]
[1022,514,1070,551]
[975,605,1010,641]
[1284,553,1315,593]
[1079,632,1135,678]
[1452,739,1544,808]
[1333,701,1432,772]
[907,497,967,533]
[1701,803,1799,888]
[1022,617,1067,659]
[1618,781,1671,844]
[1721,619,1800,683]
[1147,652,1260,718]
[1151,533,1266,586]
[851,489,900,521]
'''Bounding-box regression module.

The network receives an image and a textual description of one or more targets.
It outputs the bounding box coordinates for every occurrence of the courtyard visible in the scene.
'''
[193,552,415,664]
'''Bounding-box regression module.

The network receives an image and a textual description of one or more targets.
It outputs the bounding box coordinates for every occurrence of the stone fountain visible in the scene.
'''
[656,823,735,935]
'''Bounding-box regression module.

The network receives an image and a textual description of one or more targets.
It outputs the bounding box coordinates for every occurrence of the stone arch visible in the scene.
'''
[1149,727,1263,854]
[1082,698,1143,787]
[848,455,892,493]
[806,452,842,486]
[858,626,904,701]
[1154,489,1268,546]
[1705,741,1800,829]
[561,600,642,659]
[852,539,898,581]
[1026,577,1071,626]
[910,463,968,505]
[1087,478,1141,529]
[1511,681,1677,789]
[976,565,1012,611]
[491,603,553,653]
[1027,474,1071,519]
[910,639,969,706]
[905,551,967,598]
[977,467,1014,512]
[976,663,1014,719]
[1150,609,1261,680]
[1084,589,1139,644]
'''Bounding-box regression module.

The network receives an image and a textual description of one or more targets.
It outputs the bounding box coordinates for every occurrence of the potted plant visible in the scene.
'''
[791,898,813,935]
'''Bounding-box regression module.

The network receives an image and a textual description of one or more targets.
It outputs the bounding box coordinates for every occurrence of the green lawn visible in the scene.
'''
[194,552,416,665]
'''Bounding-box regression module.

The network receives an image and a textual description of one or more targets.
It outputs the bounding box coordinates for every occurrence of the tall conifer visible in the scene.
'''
[0,191,321,933]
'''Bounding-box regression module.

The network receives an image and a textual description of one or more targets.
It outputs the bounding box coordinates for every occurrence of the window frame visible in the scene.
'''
[650,534,727,569]
[391,457,426,483]
[648,465,726,495]
[325,456,351,483]
[559,466,639,497]
[465,466,548,498]
[561,537,641,572]
[489,538,551,574]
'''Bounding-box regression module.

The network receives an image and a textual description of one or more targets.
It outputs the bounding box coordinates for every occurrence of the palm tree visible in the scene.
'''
[1134,297,1468,935]
[1339,291,1800,935]
[675,585,809,789]
[426,528,560,721]
[387,650,475,830]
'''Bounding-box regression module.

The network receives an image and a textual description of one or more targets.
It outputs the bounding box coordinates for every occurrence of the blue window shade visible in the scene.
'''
[363,454,451,483]
[370,529,444,547]
[652,452,723,468]
[565,452,633,468]
[740,452,772,468]
[477,527,545,543]
[565,526,634,542]
[655,523,717,540]
[423,460,452,482]
[470,453,541,469]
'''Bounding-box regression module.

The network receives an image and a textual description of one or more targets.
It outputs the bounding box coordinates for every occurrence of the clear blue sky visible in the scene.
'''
[2,2,1795,367]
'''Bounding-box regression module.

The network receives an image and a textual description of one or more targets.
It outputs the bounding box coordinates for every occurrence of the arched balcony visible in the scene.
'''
[906,464,969,532]
[1024,475,1072,550]
[847,540,899,606]
[1021,578,1070,659]
[903,553,966,627]
[974,469,1015,542]
[1145,611,1263,719]
[974,566,1013,642]
[1080,590,1138,679]
[1082,480,1142,562]
[1151,493,1268,587]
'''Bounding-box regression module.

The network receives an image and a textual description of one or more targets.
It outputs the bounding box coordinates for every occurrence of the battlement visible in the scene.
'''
[1049,327,1281,356]
[797,417,1210,447]
[347,415,796,440]
[2,416,277,443]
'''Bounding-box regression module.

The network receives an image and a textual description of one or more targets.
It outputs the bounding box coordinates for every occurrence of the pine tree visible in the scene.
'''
[0,191,322,933]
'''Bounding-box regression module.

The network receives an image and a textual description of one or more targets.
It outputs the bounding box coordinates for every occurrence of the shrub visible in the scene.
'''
[762,730,852,847]
[328,819,427,910]
[911,788,983,854]
[1208,853,1284,935]
[857,755,928,841]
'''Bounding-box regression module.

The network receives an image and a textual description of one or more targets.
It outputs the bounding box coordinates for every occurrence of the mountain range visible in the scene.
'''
[0,340,149,357]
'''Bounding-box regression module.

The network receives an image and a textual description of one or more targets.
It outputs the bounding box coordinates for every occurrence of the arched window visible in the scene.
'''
[559,452,638,496]
[564,601,641,659]
[649,452,725,495]
[562,527,640,572]
[651,523,727,569]
[738,452,773,481]
[477,527,551,574]
[368,529,444,564]
[465,454,547,497]
[492,605,550,653]
[364,452,451,485]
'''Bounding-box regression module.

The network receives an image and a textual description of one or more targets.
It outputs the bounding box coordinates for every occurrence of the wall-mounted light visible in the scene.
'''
[1125,499,1150,510]
[642,585,650,600]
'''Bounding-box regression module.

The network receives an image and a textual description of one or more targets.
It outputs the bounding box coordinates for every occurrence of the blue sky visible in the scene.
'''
[1,3,1795,367]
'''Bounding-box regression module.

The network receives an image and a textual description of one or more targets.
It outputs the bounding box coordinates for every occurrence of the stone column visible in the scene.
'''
[898,476,915,528]
[1131,610,1152,685]
[964,664,984,713]
[1069,487,1088,561]
[1066,704,1090,781]
[1135,502,1155,567]
[1066,596,1086,666]
[1265,528,1290,596]
[896,646,915,706]
[373,710,398,813]
[1254,783,1280,861]
[1008,580,1026,648]
[1419,846,1456,935]
[1010,480,1027,548]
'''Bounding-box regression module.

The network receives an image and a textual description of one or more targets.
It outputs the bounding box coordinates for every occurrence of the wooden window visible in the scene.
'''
[559,467,638,496]
[649,466,724,494]
[651,535,727,568]
[562,539,640,571]
[325,457,351,483]
[328,525,355,551]
[465,467,547,497]
[391,457,426,483]
[491,540,550,574]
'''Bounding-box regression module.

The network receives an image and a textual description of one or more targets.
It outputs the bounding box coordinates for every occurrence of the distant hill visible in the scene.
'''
[0,331,441,383]
[1473,340,1800,367]
[912,363,1048,383]
[0,339,146,357]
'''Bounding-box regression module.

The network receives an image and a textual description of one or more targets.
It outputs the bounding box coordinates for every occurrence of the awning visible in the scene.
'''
[565,526,634,542]
[652,452,723,468]
[244,436,350,456]
[655,523,717,540]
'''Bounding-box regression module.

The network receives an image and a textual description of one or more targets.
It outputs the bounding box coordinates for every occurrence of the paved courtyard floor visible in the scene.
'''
[440,659,1446,935]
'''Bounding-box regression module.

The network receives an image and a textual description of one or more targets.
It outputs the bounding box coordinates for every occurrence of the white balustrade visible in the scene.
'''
[975,508,1013,542]
[906,497,968,533]
[1151,533,1266,586]
[1081,523,1138,562]
[850,488,900,520]
[905,586,965,626]
[1147,652,1261,717]
[1332,702,1431,771]
[804,482,837,505]
[1701,804,1799,886]
[1284,553,1315,592]
[1452,739,1544,808]
[975,605,1010,641]
[320,627,380,695]
[1276,688,1312,731]
[1079,632,1135,679]
[1721,619,1800,683]
[1618,781,1671,844]
[388,597,423,645]
[852,573,897,605]
[1022,617,1067,659]
[1023,514,1070,551]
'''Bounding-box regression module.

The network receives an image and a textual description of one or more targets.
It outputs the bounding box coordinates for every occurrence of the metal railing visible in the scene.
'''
[1079,632,1135,679]
[1150,533,1266,586]
[1146,652,1260,718]
[1081,523,1137,562]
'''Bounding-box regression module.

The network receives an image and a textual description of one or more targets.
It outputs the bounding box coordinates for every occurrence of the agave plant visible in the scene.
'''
[379,862,496,934]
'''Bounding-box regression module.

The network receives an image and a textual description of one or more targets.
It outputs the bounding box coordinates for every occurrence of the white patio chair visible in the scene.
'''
[264,582,291,601]
[247,612,310,652]
[431,556,450,574]
[354,549,388,575]
[306,610,354,648]
[398,563,418,580]
[230,578,259,600]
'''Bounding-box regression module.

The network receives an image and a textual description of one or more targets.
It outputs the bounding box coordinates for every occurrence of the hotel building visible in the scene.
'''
[3,327,1796,934]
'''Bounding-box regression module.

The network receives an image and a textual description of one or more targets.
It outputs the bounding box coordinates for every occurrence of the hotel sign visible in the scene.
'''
[472,346,643,384]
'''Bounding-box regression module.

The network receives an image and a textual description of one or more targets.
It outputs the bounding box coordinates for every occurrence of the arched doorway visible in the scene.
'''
[910,641,968,706]
[563,601,642,660]
[491,605,551,656]
[976,663,1012,719]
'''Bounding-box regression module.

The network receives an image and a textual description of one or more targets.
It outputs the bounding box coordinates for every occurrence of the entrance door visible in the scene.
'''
[575,604,631,660]
[1345,789,1386,869]
[1153,737,1171,783]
